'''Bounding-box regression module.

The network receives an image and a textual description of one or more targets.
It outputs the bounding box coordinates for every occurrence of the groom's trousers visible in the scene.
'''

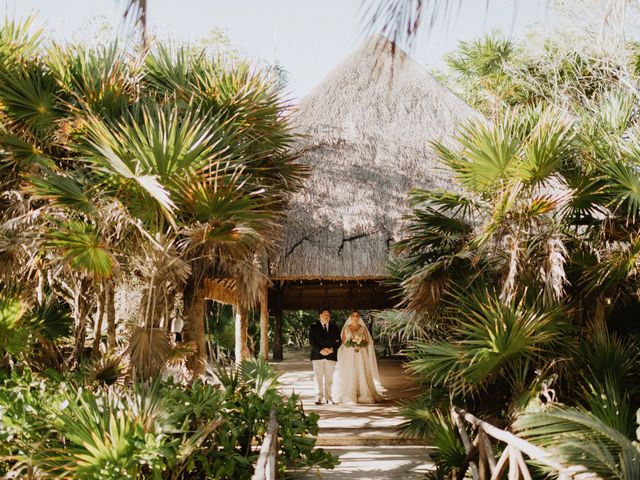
[312,359,336,401]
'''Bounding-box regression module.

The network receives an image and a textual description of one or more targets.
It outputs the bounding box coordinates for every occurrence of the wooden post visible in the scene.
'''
[273,307,283,360]
[478,430,497,475]
[508,446,519,480]
[512,448,532,480]
[451,407,480,480]
[478,435,490,480]
[490,449,510,480]
[235,304,249,363]
[259,284,269,360]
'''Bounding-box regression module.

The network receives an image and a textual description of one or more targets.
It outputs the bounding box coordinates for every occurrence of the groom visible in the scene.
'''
[309,308,341,405]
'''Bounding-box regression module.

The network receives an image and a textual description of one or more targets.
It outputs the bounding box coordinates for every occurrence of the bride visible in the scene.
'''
[334,310,383,404]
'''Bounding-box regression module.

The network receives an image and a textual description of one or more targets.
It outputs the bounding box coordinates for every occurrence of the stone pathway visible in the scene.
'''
[275,352,434,479]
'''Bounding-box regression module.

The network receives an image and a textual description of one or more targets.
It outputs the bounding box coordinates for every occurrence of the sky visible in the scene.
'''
[3,0,551,100]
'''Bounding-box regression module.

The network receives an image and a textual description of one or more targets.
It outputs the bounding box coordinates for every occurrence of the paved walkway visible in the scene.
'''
[274,351,434,479]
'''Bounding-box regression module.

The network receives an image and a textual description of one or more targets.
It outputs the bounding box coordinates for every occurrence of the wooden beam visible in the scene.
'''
[268,279,397,310]
[259,284,269,360]
[453,407,564,471]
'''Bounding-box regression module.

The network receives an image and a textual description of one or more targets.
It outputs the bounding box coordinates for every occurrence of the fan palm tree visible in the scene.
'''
[393,87,640,427]
[0,20,305,377]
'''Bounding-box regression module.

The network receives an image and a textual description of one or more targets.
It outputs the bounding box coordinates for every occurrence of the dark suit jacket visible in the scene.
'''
[309,321,341,361]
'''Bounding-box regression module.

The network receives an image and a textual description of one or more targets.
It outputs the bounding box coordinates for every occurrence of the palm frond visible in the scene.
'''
[83,351,125,385]
[438,118,521,194]
[144,45,195,100]
[0,291,28,356]
[375,309,442,344]
[580,234,640,296]
[560,167,610,223]
[519,108,575,185]
[49,42,137,117]
[0,130,53,170]
[408,289,568,394]
[0,60,67,138]
[399,404,466,477]
[581,376,635,439]
[123,0,147,46]
[453,290,567,385]
[596,89,636,136]
[126,326,171,380]
[514,405,640,479]
[360,0,426,52]
[577,328,639,391]
[0,16,43,63]
[239,357,279,398]
[599,155,640,222]
[48,221,116,277]
[27,295,73,341]
[28,170,96,215]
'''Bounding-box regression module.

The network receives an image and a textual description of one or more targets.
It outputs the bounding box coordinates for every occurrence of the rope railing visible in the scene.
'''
[252,406,278,480]
[451,406,586,480]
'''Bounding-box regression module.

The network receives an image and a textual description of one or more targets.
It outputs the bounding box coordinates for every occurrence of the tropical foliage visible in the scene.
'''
[0,359,336,479]
[394,26,640,479]
[0,16,336,479]
[0,16,305,376]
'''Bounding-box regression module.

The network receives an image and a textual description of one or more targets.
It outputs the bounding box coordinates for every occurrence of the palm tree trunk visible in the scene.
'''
[183,279,206,376]
[70,277,91,366]
[92,285,106,355]
[105,281,116,349]
[593,296,608,331]
[36,266,45,305]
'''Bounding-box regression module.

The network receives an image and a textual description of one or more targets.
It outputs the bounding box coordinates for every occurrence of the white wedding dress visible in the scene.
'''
[333,318,383,404]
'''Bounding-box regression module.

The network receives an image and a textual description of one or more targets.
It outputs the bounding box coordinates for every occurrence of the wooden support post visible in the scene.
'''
[273,307,283,360]
[508,446,520,480]
[259,284,269,360]
[235,304,249,363]
[478,435,490,480]
[489,448,510,480]
[451,407,480,480]
[478,430,497,473]
[513,449,532,480]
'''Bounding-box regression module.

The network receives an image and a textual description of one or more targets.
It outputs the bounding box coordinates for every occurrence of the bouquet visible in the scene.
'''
[345,334,368,352]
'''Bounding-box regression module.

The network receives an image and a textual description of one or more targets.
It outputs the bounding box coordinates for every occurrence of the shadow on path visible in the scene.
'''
[274,350,434,478]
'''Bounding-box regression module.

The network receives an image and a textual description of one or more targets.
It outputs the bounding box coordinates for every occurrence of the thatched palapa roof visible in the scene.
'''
[270,35,479,280]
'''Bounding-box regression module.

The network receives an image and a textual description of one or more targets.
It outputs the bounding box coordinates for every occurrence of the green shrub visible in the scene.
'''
[0,359,337,479]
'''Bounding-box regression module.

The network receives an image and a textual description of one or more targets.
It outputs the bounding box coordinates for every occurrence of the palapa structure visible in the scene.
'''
[206,35,479,361]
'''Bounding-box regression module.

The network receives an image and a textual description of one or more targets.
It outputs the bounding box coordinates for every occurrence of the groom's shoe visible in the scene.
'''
[314,397,324,405]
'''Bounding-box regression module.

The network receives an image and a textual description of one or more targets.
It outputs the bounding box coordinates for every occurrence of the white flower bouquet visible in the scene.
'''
[345,334,368,352]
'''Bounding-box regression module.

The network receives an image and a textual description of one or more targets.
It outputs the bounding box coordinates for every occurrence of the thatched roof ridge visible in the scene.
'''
[271,35,480,279]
